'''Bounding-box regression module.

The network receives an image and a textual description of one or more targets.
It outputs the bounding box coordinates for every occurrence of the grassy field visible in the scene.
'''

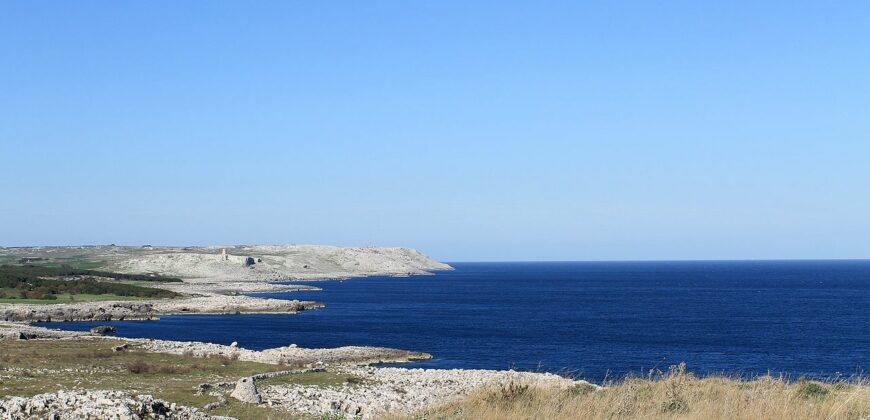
[0,291,152,304]
[0,338,364,419]
[0,264,182,283]
[395,364,870,420]
[37,258,108,270]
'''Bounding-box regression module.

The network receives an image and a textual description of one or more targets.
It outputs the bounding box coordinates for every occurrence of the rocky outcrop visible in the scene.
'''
[151,295,323,315]
[0,302,158,323]
[0,295,323,322]
[0,390,224,419]
[0,321,84,340]
[89,326,116,335]
[139,339,432,367]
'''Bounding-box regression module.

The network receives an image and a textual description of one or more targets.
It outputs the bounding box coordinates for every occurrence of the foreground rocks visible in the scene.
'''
[0,328,593,420]
[261,366,599,419]
[0,390,225,419]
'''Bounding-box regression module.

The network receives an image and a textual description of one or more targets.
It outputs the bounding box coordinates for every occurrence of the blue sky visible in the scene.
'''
[1,1,868,261]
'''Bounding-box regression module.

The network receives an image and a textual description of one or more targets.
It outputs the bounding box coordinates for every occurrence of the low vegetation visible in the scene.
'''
[0,265,182,283]
[0,338,336,419]
[0,265,180,302]
[398,363,870,420]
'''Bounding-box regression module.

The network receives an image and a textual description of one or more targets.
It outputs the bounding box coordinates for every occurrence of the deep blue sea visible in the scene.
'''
[38,261,870,382]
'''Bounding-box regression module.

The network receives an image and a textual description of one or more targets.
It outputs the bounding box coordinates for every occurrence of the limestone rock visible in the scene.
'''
[0,390,217,419]
[90,326,116,335]
[230,377,261,404]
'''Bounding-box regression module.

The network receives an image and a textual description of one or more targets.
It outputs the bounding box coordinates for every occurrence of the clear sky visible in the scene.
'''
[1,1,869,261]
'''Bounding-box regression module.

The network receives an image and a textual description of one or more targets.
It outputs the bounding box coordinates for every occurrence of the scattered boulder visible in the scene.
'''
[17,332,39,340]
[196,383,212,395]
[202,395,227,411]
[90,326,116,335]
[112,343,129,352]
[230,341,238,348]
[230,377,261,404]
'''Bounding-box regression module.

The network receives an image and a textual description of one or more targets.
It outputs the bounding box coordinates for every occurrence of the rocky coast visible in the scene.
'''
[0,245,595,419]
[261,366,599,419]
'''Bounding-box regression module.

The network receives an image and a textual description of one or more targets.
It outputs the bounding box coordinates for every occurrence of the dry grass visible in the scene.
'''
[397,363,870,420]
[3,342,869,420]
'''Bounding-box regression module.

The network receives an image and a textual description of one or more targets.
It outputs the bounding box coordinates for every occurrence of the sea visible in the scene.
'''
[37,261,870,382]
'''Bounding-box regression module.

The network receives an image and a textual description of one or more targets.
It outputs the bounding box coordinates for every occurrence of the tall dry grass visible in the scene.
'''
[392,364,870,420]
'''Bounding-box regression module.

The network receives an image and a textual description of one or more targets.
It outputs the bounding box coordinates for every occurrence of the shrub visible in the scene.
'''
[486,382,530,403]
[661,363,691,413]
[796,381,829,399]
[0,265,180,299]
[567,383,598,397]
[126,360,189,374]
[210,353,239,366]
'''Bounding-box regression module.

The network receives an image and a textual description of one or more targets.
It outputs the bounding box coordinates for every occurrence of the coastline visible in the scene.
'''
[0,245,596,419]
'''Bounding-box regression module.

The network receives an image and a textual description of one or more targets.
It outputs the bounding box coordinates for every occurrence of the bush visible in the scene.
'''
[660,363,691,413]
[486,382,530,403]
[126,360,190,374]
[210,353,239,366]
[796,381,830,399]
[567,383,598,397]
[0,265,180,300]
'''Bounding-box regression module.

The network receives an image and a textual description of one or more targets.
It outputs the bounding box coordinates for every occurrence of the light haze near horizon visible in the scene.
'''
[1,2,869,262]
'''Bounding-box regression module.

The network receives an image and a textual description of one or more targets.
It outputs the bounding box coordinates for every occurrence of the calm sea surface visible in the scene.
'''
[38,261,870,381]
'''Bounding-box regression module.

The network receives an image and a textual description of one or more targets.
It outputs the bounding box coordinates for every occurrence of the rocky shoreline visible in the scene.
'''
[0,322,599,419]
[0,245,598,419]
[0,295,324,323]
[139,338,433,367]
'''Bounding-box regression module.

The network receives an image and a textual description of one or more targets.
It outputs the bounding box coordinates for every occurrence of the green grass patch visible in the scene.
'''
[51,259,108,270]
[0,265,182,283]
[0,292,149,304]
[0,265,180,302]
